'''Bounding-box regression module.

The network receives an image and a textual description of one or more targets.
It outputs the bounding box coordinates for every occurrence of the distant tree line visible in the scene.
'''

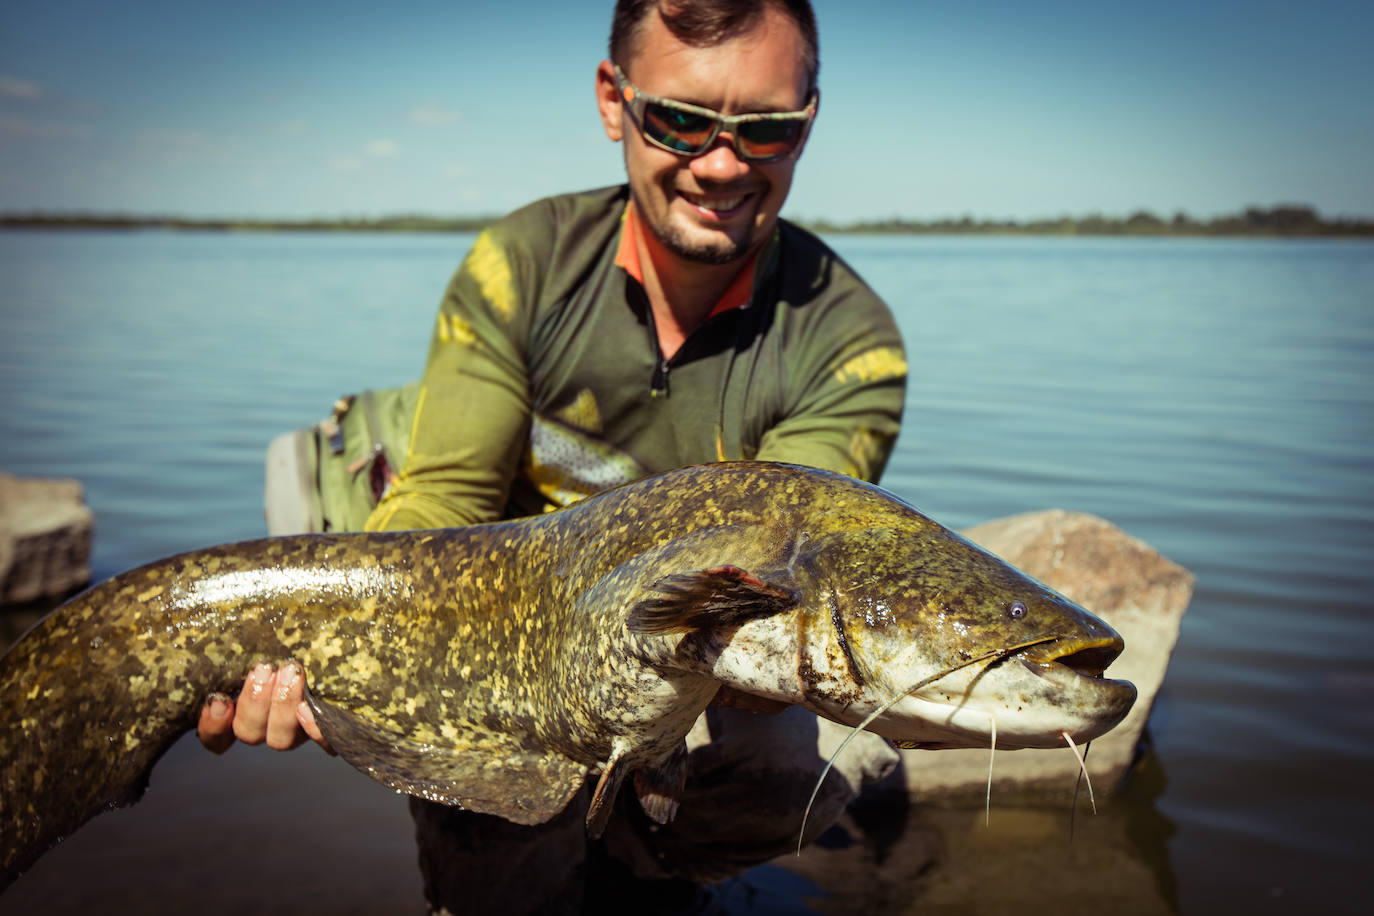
[799,205,1373,237]
[2,204,1370,237]
[0,213,499,233]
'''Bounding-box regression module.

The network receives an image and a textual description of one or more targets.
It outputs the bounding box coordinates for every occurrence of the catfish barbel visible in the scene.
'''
[0,462,1136,889]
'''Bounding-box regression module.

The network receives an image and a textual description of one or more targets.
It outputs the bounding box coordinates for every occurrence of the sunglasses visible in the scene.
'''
[614,65,817,163]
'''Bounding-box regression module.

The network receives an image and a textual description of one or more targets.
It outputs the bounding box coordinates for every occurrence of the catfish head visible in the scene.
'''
[629,472,1136,751]
[793,516,1137,750]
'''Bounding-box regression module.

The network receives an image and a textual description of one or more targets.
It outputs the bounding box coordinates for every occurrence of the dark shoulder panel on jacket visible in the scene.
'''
[772,218,892,320]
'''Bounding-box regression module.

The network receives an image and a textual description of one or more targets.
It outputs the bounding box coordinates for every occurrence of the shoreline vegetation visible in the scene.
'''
[2,204,1371,238]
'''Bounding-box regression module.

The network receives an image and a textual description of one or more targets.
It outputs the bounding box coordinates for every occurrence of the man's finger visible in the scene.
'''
[266,661,307,750]
[197,692,237,754]
[232,660,276,745]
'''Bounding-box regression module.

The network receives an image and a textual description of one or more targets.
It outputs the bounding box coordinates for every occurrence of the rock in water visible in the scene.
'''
[0,473,93,606]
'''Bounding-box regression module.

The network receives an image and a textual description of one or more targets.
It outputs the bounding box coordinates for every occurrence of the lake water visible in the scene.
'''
[1,229,1370,914]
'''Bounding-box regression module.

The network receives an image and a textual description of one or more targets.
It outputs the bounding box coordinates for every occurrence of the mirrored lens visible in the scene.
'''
[737,120,803,160]
[644,102,717,153]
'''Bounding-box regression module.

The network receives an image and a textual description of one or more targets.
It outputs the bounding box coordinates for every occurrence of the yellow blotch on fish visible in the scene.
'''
[308,633,345,662]
[348,654,383,678]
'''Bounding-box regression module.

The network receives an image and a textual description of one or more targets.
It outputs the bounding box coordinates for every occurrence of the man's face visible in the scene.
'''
[600,5,813,266]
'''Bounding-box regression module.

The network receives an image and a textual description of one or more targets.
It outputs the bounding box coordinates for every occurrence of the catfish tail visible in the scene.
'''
[1,569,235,887]
[0,533,407,890]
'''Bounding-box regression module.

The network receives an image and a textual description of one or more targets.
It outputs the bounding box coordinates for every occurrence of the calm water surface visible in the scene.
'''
[1,230,1370,914]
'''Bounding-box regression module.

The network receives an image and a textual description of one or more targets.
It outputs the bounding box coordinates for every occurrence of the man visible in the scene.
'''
[200,0,907,907]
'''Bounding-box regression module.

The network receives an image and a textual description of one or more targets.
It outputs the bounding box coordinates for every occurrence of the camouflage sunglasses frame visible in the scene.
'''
[613,64,818,163]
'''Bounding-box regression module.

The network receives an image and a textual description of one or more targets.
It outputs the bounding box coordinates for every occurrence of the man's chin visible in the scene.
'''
[656,222,753,266]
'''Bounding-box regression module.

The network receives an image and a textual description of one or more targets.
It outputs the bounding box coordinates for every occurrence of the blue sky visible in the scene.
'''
[1,0,1370,222]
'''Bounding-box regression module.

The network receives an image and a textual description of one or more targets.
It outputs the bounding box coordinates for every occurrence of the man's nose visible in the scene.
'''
[689,134,752,183]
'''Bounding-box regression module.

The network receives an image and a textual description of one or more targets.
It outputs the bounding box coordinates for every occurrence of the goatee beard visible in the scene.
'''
[649,219,750,265]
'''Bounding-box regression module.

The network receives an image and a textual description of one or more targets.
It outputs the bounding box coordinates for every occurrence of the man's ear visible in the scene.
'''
[595,60,624,142]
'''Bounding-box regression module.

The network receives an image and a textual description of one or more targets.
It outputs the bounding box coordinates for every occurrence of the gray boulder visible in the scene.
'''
[0,473,94,606]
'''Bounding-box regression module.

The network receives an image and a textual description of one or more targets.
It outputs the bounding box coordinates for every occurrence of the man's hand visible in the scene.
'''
[197,660,334,755]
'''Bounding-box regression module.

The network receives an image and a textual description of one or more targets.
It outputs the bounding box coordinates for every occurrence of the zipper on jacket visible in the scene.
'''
[650,356,670,398]
[639,286,671,398]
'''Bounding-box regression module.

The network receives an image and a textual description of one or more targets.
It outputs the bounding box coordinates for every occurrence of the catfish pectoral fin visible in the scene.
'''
[633,741,688,825]
[627,566,798,634]
[306,692,585,826]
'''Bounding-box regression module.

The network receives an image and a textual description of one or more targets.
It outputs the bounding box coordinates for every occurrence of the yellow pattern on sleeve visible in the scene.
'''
[462,229,518,322]
[832,346,908,385]
[437,314,477,346]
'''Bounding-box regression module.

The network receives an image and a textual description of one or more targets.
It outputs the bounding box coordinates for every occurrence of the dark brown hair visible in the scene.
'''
[609,0,819,94]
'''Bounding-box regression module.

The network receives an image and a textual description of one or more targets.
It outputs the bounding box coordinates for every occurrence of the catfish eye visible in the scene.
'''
[1007,601,1028,619]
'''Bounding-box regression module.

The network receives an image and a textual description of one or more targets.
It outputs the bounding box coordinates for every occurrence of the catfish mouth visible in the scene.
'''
[866,630,1138,751]
[1011,632,1139,741]
[1018,633,1125,679]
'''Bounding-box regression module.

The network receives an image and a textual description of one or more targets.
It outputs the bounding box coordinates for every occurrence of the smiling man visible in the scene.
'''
[350,0,904,535]
[601,0,819,340]
[200,0,907,909]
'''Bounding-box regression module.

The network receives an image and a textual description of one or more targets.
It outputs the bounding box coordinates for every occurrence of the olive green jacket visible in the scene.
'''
[367,185,906,531]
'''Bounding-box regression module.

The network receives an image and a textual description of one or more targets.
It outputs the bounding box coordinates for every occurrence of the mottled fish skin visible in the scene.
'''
[0,462,1136,890]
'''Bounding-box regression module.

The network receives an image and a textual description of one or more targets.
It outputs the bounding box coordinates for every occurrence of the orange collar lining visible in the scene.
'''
[615,200,757,319]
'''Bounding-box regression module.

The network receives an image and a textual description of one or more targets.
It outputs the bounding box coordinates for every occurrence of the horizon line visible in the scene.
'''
[3,204,1372,237]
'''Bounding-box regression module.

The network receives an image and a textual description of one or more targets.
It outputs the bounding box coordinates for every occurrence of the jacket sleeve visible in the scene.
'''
[752,283,907,485]
[364,224,536,530]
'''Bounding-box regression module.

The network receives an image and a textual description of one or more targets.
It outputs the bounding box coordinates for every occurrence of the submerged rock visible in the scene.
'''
[0,473,94,606]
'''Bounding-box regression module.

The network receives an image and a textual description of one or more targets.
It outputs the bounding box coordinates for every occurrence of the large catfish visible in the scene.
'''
[0,462,1136,889]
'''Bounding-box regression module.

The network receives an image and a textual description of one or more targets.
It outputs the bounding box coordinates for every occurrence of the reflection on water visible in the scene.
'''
[1,231,1371,913]
[719,748,1179,915]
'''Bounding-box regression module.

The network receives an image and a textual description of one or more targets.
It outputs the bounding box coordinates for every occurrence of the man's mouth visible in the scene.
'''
[679,190,752,217]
